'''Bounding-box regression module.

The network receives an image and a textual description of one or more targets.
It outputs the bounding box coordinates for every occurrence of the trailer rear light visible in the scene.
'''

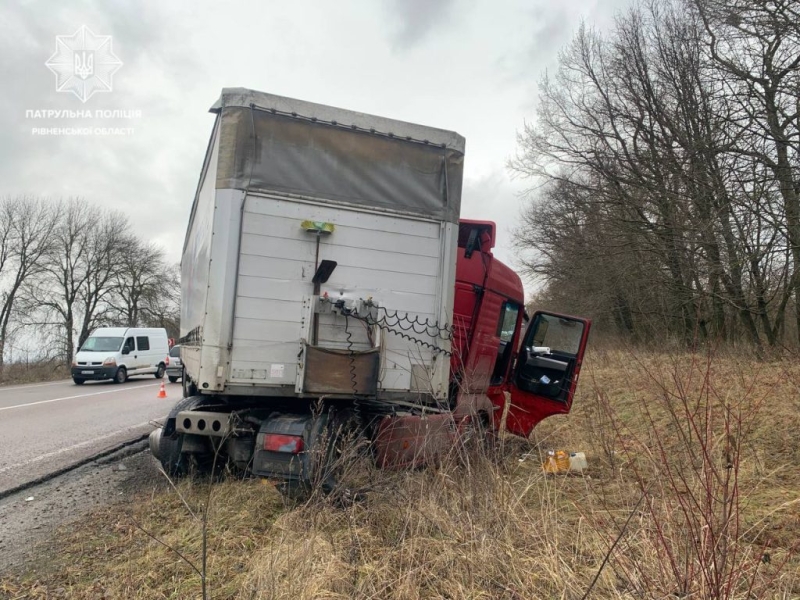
[263,434,304,454]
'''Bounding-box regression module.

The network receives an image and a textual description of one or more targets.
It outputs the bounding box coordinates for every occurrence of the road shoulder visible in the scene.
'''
[0,447,165,576]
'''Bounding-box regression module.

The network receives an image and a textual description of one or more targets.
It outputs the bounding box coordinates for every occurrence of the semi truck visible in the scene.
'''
[149,88,591,488]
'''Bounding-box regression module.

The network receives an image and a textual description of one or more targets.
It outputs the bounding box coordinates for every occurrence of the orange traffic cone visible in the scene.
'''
[157,381,167,399]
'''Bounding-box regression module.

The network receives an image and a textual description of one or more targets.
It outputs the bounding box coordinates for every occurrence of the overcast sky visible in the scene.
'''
[2,0,630,274]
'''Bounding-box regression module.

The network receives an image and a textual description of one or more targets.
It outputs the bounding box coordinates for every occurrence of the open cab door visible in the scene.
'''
[505,311,591,437]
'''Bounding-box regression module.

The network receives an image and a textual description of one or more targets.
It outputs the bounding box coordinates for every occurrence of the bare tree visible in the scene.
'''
[25,200,92,365]
[109,239,167,327]
[74,213,130,349]
[694,0,800,342]
[0,196,59,374]
[24,200,131,365]
[512,0,800,348]
[512,8,707,342]
[139,262,181,339]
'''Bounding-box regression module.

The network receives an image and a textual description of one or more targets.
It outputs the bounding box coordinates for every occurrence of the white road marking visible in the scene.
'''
[0,418,166,474]
[0,384,160,412]
[0,380,71,393]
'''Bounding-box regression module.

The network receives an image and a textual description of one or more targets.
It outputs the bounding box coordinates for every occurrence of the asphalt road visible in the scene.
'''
[0,376,175,495]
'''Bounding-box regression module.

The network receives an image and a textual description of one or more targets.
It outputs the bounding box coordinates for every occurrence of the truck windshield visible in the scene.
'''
[80,337,123,352]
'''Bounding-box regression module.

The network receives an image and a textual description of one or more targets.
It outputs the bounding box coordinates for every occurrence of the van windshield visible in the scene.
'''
[80,337,123,352]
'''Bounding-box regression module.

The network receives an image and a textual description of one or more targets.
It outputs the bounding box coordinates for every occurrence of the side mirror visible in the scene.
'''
[121,347,130,355]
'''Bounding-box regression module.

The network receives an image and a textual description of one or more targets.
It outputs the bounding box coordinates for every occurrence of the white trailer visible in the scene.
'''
[180,88,464,406]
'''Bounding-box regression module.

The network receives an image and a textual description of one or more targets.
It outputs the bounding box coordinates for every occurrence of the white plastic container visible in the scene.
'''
[569,452,588,472]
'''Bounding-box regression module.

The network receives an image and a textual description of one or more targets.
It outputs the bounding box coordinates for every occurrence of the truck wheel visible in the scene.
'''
[114,367,127,384]
[155,364,165,379]
[318,411,369,502]
[158,433,217,478]
[462,412,497,458]
[157,395,219,478]
[168,376,179,383]
[271,411,365,504]
[158,432,186,477]
[73,378,85,385]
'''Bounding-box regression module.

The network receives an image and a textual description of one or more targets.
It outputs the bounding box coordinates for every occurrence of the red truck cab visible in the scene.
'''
[373,220,591,468]
[451,220,591,437]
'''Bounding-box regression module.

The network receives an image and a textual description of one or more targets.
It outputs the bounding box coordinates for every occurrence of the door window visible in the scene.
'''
[122,337,135,353]
[491,301,520,384]
[136,336,150,351]
[497,302,519,343]
[527,314,584,355]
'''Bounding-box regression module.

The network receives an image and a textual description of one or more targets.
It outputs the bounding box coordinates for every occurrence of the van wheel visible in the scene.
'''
[155,364,166,379]
[168,376,179,383]
[73,378,85,385]
[114,367,127,384]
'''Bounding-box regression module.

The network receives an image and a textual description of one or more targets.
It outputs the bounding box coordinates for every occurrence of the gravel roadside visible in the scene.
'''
[0,448,165,576]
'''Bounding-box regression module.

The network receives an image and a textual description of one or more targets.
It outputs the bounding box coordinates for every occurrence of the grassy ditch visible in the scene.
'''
[2,349,799,599]
[0,360,69,386]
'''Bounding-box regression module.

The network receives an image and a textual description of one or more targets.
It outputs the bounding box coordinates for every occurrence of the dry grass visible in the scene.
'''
[2,349,799,599]
[0,360,69,385]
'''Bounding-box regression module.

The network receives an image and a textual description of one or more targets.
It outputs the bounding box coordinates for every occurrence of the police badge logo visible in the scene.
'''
[45,26,123,103]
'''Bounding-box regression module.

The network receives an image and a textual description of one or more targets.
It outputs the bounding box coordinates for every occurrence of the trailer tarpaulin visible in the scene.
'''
[211,88,465,223]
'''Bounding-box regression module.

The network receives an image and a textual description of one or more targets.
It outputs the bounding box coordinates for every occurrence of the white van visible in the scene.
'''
[72,327,170,385]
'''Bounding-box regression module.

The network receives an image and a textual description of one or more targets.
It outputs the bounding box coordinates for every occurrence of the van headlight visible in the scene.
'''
[103,357,117,367]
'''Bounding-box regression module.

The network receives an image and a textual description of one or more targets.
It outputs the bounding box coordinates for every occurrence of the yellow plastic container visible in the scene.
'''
[543,450,571,473]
